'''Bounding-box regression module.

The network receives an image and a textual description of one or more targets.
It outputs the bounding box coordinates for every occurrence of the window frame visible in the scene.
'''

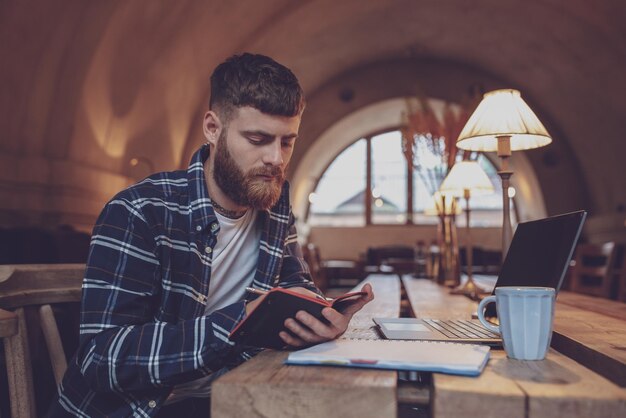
[306,127,516,227]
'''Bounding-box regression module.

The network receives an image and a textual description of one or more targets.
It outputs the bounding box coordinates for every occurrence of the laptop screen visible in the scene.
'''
[484,210,586,318]
[495,210,587,291]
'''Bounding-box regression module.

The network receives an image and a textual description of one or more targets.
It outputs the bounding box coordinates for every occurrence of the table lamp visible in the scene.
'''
[456,89,552,257]
[439,161,494,297]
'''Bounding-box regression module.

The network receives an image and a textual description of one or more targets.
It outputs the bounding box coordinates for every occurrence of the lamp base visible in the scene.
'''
[450,275,487,300]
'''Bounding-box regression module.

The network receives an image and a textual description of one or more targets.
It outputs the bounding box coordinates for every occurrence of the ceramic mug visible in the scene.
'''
[477,286,556,360]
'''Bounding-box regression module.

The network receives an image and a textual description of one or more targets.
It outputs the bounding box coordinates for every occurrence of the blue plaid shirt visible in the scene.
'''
[50,144,317,417]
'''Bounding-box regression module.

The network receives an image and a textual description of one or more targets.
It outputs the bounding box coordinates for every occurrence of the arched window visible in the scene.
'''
[308,139,367,227]
[307,128,515,227]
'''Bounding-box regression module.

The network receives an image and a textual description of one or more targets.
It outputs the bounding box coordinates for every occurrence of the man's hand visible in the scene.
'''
[278,283,374,348]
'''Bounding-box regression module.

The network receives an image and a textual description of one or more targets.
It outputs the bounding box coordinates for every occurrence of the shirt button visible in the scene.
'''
[210,223,218,232]
[205,247,212,254]
[195,225,202,232]
[148,400,157,408]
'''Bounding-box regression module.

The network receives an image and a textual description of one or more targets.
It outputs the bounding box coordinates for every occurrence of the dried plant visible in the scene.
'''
[401,97,473,196]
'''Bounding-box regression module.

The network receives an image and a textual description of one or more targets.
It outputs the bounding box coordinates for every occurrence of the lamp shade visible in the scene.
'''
[439,161,494,197]
[456,89,552,152]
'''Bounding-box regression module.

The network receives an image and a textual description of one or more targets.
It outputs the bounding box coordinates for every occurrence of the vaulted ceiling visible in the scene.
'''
[1,0,625,239]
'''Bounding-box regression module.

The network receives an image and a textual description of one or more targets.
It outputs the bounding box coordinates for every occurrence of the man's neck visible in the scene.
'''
[205,158,248,218]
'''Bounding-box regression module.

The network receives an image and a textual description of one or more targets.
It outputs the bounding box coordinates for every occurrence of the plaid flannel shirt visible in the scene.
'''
[50,144,317,417]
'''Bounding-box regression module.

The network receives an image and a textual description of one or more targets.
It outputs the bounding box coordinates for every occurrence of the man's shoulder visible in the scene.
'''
[109,169,190,208]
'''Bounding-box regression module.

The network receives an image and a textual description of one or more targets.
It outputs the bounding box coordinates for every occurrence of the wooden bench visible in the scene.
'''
[0,264,84,418]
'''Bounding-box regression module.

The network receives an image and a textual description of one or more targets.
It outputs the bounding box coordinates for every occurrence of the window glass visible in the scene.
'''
[412,170,439,225]
[371,131,407,224]
[307,129,513,228]
[308,139,366,226]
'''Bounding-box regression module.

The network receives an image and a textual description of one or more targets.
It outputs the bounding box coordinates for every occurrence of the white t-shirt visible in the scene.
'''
[166,209,261,404]
[204,209,261,313]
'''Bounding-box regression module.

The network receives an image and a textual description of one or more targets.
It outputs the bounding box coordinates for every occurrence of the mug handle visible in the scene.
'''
[477,296,500,334]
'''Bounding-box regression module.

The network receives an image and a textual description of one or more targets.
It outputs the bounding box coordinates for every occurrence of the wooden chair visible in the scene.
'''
[617,251,626,302]
[569,243,617,298]
[365,245,414,269]
[0,264,84,418]
[305,243,364,291]
[302,243,329,292]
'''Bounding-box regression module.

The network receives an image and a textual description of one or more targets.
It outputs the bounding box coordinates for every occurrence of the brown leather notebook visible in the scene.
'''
[229,288,367,349]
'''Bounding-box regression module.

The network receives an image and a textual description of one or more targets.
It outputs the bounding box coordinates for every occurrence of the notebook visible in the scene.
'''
[374,210,587,344]
[229,288,367,349]
[285,338,490,376]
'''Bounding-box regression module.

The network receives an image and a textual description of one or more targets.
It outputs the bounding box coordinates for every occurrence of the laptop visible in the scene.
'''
[373,210,587,344]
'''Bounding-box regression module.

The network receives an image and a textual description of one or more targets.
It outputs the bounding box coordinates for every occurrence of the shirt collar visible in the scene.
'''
[187,144,216,233]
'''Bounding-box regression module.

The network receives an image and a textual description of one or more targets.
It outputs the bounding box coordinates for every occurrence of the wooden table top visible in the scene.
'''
[211,275,402,418]
[211,275,626,418]
[402,276,626,417]
[552,293,626,387]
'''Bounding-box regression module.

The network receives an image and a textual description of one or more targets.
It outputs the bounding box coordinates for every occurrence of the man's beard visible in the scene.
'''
[212,131,286,211]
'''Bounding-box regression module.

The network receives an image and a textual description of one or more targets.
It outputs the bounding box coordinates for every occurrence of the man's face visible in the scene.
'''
[211,106,301,211]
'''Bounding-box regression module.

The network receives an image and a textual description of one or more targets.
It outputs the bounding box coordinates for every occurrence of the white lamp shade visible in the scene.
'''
[439,161,495,197]
[456,89,552,152]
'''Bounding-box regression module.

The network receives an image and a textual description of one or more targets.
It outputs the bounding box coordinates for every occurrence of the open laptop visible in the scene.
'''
[373,210,587,344]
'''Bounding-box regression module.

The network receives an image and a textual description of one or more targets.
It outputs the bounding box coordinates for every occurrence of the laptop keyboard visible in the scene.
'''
[423,319,500,340]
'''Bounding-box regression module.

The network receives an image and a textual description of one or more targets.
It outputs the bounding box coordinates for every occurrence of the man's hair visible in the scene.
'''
[209,53,305,122]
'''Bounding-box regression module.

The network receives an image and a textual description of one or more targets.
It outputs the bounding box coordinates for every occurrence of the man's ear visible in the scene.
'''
[203,111,222,146]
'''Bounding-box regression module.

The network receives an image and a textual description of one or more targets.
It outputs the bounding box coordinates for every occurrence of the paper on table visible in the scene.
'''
[286,338,490,376]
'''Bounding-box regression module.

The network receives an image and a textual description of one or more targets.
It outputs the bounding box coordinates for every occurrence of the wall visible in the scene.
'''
[1,0,625,243]
[309,225,501,260]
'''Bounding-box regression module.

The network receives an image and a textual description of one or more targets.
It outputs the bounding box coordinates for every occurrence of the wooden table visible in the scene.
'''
[402,276,626,418]
[211,275,626,417]
[552,291,626,387]
[212,275,401,418]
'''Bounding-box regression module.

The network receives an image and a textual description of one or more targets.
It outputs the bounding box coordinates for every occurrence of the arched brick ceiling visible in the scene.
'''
[1,0,625,226]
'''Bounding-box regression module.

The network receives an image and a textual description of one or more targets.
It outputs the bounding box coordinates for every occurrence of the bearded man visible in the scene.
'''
[48,53,373,418]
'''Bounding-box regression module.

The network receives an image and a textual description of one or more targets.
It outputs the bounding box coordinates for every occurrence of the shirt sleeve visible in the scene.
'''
[76,197,247,393]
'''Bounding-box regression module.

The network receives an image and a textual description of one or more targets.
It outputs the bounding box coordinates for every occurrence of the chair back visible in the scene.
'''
[303,243,328,292]
[617,248,626,302]
[0,264,84,418]
[365,245,414,267]
[569,243,617,298]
